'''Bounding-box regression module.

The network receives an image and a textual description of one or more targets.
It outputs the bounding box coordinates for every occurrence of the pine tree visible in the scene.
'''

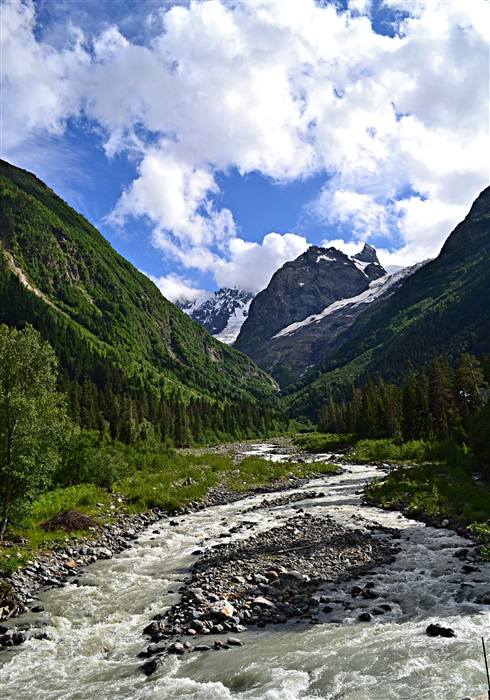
[429,356,460,440]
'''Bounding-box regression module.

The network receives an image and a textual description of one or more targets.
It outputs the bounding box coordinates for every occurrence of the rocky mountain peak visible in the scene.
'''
[176,287,254,344]
[353,243,380,264]
[234,244,386,360]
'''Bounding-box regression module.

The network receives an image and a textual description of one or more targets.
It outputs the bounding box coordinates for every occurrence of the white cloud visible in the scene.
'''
[214,233,309,292]
[147,272,205,304]
[348,0,372,16]
[2,0,489,289]
[316,189,393,240]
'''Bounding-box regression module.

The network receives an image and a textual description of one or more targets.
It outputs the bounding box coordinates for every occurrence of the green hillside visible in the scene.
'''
[0,160,284,444]
[287,186,490,419]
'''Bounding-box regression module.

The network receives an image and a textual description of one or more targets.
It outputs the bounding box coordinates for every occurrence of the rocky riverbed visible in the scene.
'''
[138,510,403,673]
[2,447,490,700]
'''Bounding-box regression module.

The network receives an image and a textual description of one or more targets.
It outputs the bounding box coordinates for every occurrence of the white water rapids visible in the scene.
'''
[1,444,489,700]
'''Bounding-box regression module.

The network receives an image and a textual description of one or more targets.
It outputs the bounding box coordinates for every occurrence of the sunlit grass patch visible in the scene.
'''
[365,460,490,525]
[294,432,358,453]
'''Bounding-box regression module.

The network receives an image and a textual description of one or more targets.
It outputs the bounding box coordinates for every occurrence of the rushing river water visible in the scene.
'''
[1,445,489,700]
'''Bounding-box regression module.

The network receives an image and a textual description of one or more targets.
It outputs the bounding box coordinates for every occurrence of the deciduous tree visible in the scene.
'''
[0,325,67,542]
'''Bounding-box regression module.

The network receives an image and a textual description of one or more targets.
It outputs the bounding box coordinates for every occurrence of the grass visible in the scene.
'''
[344,438,468,465]
[364,460,490,526]
[0,445,338,572]
[293,432,358,453]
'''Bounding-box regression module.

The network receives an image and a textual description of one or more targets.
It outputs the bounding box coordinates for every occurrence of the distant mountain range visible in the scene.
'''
[287,184,490,419]
[176,288,254,344]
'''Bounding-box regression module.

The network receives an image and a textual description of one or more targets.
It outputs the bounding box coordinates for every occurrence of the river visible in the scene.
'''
[1,444,489,699]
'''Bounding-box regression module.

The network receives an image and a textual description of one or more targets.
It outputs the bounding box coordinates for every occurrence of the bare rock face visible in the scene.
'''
[233,244,386,383]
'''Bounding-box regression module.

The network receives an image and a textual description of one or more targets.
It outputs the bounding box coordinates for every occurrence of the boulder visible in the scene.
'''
[426,623,455,638]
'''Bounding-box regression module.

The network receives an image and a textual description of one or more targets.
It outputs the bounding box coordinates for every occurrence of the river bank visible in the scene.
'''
[0,439,341,628]
[2,445,490,699]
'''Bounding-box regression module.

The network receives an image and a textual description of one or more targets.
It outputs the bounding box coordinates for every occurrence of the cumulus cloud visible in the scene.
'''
[2,0,489,287]
[214,233,309,293]
[147,272,205,304]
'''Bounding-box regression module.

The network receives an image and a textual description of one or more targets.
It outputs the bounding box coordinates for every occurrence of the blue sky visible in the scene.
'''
[2,0,489,301]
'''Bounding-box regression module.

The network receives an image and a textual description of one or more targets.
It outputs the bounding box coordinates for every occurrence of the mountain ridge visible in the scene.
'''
[0,159,283,444]
[234,243,386,363]
[286,184,490,418]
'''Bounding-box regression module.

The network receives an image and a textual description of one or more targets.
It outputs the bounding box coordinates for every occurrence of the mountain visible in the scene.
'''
[234,243,387,383]
[177,288,254,344]
[253,261,427,387]
[287,185,490,419]
[0,159,282,444]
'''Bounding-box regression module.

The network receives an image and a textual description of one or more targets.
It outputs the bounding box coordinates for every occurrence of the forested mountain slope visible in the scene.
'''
[287,186,490,418]
[0,160,282,443]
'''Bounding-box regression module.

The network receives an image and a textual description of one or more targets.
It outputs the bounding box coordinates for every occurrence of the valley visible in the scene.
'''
[1,443,490,700]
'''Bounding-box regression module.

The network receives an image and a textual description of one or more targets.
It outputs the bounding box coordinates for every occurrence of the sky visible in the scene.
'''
[1,0,489,302]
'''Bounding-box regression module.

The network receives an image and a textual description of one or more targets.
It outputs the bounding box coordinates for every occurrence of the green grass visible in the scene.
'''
[293,432,358,453]
[1,445,340,572]
[364,460,490,525]
[344,438,468,465]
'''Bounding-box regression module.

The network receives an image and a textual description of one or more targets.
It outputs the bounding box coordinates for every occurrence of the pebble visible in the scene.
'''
[139,511,400,660]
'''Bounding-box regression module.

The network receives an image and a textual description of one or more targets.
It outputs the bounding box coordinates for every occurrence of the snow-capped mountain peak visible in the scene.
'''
[176,287,255,344]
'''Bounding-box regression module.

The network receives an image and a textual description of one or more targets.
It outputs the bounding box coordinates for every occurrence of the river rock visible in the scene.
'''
[210,600,235,620]
[426,623,455,638]
[358,612,372,622]
[227,637,244,646]
[251,597,276,610]
[12,632,26,645]
[140,655,165,676]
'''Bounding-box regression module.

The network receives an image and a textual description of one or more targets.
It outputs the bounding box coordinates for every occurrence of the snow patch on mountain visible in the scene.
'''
[215,298,254,344]
[273,260,429,339]
[176,288,254,344]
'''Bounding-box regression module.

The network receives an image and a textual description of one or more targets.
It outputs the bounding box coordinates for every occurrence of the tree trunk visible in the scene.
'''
[0,432,14,544]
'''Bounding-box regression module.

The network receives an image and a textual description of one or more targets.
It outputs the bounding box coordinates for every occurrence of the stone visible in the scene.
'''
[358,612,372,622]
[265,570,279,580]
[96,548,113,560]
[31,605,44,613]
[251,597,276,610]
[227,637,244,646]
[426,623,455,638]
[168,642,186,654]
[194,644,211,651]
[143,621,164,636]
[210,600,235,620]
[140,656,165,676]
[12,632,26,645]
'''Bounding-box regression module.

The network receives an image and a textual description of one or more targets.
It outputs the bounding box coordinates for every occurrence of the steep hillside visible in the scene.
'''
[256,261,427,388]
[287,186,490,418]
[0,160,282,443]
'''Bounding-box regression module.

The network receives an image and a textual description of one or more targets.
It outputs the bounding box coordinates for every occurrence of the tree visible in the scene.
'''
[0,325,67,542]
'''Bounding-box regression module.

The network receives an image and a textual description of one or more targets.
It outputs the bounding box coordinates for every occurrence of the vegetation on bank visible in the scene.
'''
[0,440,339,572]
